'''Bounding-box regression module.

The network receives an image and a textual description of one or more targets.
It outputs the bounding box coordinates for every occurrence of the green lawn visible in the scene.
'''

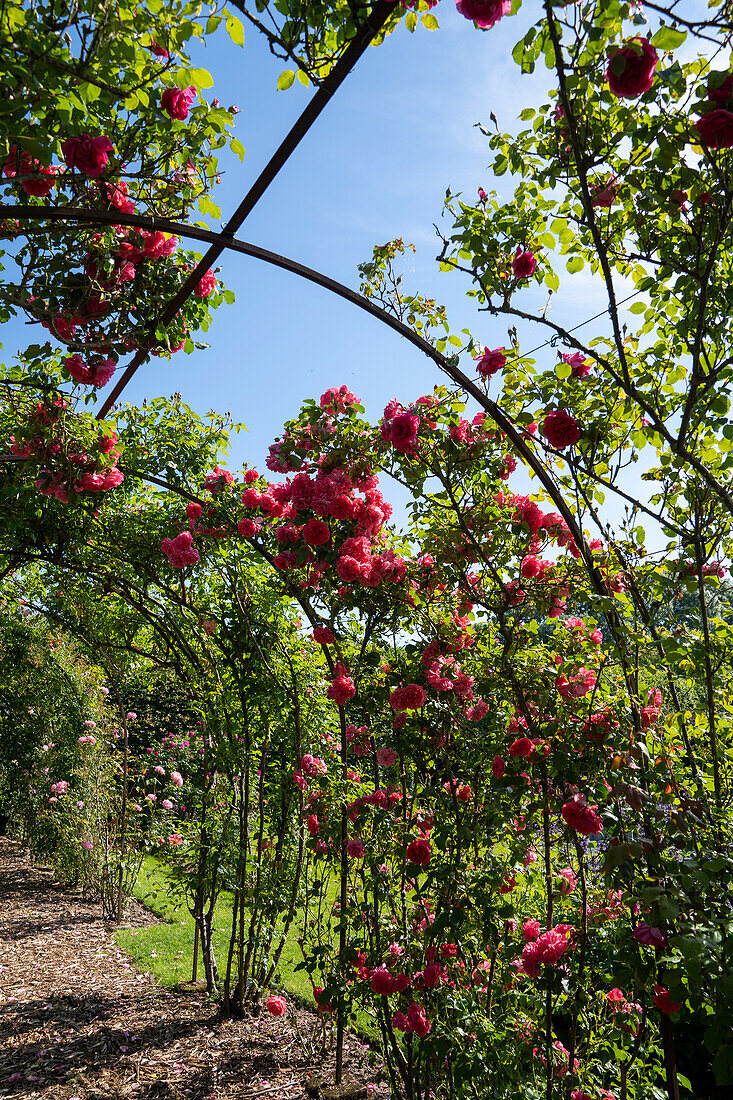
[116,856,378,1039]
[116,855,314,1001]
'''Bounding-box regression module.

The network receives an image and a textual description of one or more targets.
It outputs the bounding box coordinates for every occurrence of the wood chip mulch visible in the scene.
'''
[0,839,386,1100]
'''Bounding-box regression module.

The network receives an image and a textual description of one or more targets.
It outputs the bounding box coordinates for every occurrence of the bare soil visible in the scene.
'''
[0,839,385,1100]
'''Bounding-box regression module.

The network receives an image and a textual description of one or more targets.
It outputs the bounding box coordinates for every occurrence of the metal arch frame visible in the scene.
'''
[0,200,614,596]
[0,0,621,610]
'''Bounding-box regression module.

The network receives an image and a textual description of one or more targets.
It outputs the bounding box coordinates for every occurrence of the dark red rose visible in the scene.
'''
[61,134,114,177]
[606,38,658,99]
[708,72,733,106]
[456,0,511,28]
[390,412,419,453]
[695,109,733,149]
[541,409,581,449]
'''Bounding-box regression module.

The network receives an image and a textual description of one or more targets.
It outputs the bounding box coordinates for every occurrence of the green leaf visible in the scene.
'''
[421,12,439,30]
[230,138,245,161]
[651,25,687,50]
[448,334,463,348]
[190,67,214,89]
[405,10,418,31]
[566,255,584,274]
[277,69,295,90]
[198,195,221,219]
[226,14,245,46]
[206,14,222,33]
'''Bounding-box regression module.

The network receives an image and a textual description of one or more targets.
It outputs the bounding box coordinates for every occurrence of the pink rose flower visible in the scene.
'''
[301,754,327,777]
[302,519,331,546]
[194,268,216,298]
[3,146,58,196]
[591,180,618,208]
[390,684,427,711]
[327,663,356,705]
[522,919,540,942]
[512,248,537,279]
[370,966,394,995]
[320,384,358,412]
[266,995,287,1016]
[633,922,668,948]
[605,38,658,99]
[561,351,592,378]
[456,0,511,29]
[376,747,397,767]
[475,346,506,377]
[557,867,577,895]
[406,1002,431,1037]
[61,134,114,177]
[161,86,196,120]
[561,795,603,836]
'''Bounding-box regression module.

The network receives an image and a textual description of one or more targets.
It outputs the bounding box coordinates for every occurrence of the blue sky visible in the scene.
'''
[169,2,582,470]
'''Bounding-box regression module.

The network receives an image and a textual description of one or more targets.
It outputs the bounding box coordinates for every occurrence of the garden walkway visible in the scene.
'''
[0,839,377,1100]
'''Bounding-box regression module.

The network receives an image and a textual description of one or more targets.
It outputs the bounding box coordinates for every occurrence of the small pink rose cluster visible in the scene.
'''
[319,385,358,414]
[389,683,427,711]
[2,145,60,197]
[520,923,574,978]
[556,667,597,700]
[300,754,328,777]
[12,401,124,502]
[161,530,200,569]
[326,663,356,705]
[2,134,115,197]
[64,354,116,389]
[392,1002,431,1037]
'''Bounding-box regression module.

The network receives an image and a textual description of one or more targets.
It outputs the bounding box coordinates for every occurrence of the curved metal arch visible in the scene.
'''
[0,202,612,597]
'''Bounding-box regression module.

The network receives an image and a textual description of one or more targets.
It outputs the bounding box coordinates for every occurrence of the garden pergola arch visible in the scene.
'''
[6,0,718,836]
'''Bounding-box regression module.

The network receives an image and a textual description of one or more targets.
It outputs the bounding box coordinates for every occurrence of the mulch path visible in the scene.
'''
[0,839,384,1100]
